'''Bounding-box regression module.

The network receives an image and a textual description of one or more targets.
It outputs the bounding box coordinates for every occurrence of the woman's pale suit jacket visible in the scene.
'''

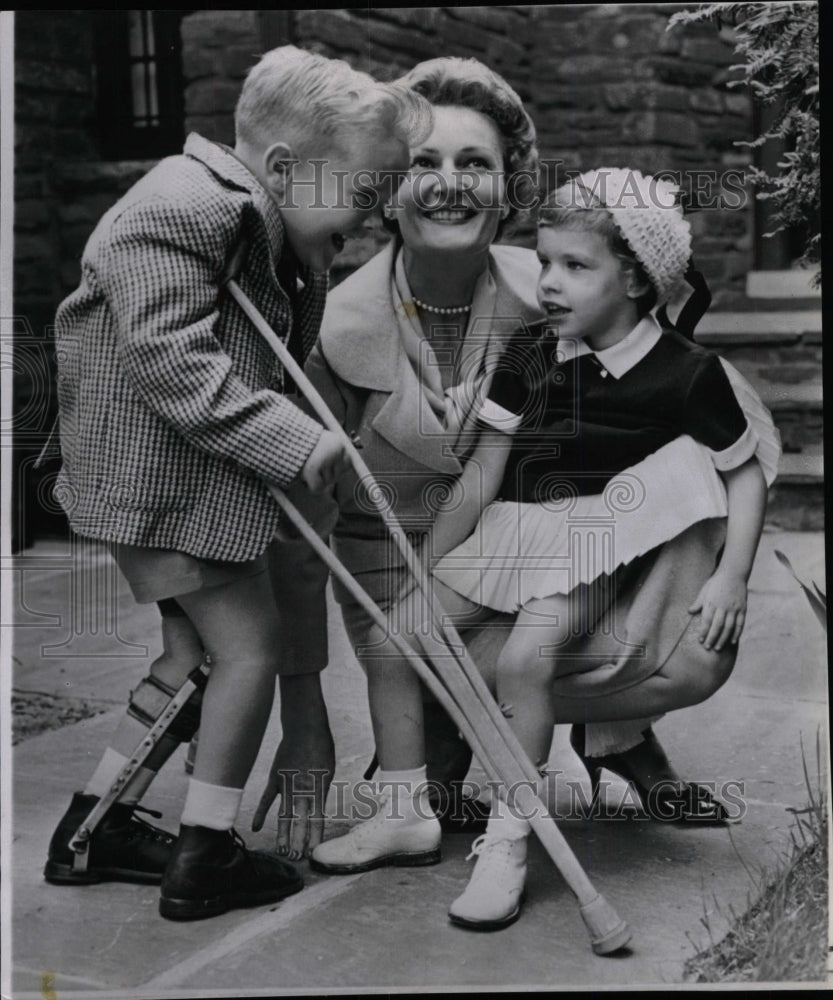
[273,238,736,703]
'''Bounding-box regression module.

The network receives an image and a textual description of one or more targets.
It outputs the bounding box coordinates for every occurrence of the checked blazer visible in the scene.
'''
[54,133,328,561]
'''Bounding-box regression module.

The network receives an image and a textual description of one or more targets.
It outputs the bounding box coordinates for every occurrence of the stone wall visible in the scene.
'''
[181,10,264,146]
[13,11,100,546]
[11,7,787,544]
[528,5,754,308]
[14,12,98,340]
[175,6,754,302]
[14,6,757,328]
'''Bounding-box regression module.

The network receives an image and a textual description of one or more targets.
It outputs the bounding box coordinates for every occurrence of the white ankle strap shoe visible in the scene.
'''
[448,832,528,930]
[310,793,441,875]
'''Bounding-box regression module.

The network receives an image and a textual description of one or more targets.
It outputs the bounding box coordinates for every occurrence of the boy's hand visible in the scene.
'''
[688,568,748,651]
[301,431,348,493]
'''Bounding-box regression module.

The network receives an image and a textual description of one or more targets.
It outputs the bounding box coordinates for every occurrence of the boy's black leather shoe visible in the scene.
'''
[159,824,304,921]
[44,792,176,885]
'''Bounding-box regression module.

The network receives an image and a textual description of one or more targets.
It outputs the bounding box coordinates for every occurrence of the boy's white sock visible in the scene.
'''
[181,779,243,831]
[377,766,434,821]
[120,766,157,806]
[84,747,155,805]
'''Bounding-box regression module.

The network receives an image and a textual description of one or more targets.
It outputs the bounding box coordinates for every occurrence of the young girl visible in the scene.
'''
[311,167,779,931]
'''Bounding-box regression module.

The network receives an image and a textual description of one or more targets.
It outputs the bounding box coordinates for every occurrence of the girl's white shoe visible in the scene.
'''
[310,791,441,874]
[448,831,528,930]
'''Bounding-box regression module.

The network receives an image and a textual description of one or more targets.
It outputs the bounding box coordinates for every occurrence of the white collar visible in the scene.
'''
[558,313,663,379]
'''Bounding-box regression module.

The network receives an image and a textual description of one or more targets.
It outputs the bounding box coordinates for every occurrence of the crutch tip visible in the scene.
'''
[580,893,632,955]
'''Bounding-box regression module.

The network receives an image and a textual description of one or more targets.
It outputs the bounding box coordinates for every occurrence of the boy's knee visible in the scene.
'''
[159,611,203,663]
[150,650,196,689]
[128,665,206,743]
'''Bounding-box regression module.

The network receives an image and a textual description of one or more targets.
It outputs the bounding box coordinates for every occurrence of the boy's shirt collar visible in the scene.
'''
[183,132,287,272]
[558,312,663,379]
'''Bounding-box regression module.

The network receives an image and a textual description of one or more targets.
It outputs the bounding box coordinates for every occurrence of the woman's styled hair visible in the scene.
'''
[538,188,658,316]
[389,56,539,236]
[235,45,432,156]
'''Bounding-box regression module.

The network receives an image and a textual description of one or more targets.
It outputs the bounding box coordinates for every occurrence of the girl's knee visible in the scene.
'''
[497,639,558,689]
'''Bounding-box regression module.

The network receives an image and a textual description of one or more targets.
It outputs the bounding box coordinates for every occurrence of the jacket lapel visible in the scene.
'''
[321,243,458,472]
[319,242,401,392]
[184,133,286,279]
[319,242,543,474]
[185,133,329,365]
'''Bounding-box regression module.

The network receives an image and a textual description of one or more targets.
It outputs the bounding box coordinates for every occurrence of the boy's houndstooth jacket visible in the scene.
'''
[54,134,328,562]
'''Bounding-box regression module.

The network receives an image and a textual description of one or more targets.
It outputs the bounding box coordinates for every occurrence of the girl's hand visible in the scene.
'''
[688,568,748,651]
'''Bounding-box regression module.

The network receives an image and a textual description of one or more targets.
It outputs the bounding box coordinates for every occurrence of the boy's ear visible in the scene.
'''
[262,141,297,194]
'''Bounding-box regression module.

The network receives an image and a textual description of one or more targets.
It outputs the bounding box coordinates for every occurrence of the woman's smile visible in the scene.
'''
[421,206,479,223]
[391,104,507,258]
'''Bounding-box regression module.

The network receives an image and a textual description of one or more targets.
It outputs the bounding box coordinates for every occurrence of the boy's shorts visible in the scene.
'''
[109,542,269,604]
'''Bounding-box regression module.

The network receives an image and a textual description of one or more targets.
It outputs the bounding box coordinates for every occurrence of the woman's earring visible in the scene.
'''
[383,204,394,220]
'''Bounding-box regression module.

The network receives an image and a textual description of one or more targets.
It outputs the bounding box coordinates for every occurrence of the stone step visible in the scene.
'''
[777,444,824,483]
[708,352,823,450]
[695,309,821,346]
[746,269,821,299]
[711,298,821,312]
[758,380,823,413]
[766,444,824,532]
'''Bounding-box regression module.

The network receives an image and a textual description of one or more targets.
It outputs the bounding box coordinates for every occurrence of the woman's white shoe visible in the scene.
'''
[310,793,441,874]
[448,832,528,930]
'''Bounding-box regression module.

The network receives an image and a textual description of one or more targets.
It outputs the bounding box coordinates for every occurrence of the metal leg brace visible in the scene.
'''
[68,661,210,873]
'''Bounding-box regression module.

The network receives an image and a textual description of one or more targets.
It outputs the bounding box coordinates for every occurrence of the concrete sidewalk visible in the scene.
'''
[5,528,829,995]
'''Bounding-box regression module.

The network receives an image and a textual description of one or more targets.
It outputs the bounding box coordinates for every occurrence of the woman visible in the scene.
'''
[256,57,773,865]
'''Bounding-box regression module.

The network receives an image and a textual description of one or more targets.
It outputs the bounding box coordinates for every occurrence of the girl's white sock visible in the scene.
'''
[488,791,532,839]
[180,779,243,831]
[377,765,434,821]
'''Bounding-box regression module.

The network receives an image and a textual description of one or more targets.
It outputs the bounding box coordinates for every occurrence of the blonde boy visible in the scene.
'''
[45,46,429,921]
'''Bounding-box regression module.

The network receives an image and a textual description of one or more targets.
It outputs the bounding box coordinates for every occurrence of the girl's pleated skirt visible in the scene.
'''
[433,401,777,614]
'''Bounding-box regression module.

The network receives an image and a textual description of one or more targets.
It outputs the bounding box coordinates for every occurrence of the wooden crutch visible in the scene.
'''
[225,278,632,954]
[270,485,631,954]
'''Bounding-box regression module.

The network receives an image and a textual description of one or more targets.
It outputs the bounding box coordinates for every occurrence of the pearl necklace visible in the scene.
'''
[412,296,472,315]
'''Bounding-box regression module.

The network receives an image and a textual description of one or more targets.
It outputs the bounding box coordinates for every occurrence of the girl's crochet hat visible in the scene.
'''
[551,167,692,304]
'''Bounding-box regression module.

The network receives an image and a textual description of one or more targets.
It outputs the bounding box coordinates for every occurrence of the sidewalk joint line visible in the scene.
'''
[140,874,365,990]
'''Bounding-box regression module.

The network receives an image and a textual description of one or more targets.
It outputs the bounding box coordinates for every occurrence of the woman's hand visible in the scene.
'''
[252,674,335,860]
[688,568,748,651]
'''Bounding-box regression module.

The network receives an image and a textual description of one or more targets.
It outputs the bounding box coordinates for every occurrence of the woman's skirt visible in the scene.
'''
[432,434,732,613]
